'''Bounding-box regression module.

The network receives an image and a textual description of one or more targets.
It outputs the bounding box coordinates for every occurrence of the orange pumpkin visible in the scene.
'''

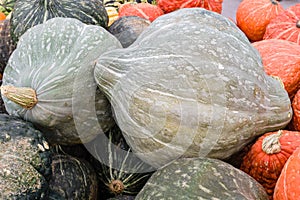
[157,0,223,14]
[240,130,300,199]
[118,2,164,22]
[273,146,300,200]
[264,4,300,44]
[0,12,6,21]
[236,0,284,42]
[252,39,300,98]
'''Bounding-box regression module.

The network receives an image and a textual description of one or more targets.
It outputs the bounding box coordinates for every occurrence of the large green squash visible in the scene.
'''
[0,113,52,199]
[1,17,122,145]
[135,157,268,199]
[10,0,108,43]
[94,8,292,168]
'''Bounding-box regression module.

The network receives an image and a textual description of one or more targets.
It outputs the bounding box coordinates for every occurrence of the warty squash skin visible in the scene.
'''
[94,8,292,168]
[1,17,122,145]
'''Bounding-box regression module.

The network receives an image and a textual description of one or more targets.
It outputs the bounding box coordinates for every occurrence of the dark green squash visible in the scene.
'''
[0,19,15,74]
[108,16,151,48]
[136,157,269,200]
[0,113,52,199]
[87,125,155,199]
[48,154,98,200]
[94,8,292,168]
[10,0,109,43]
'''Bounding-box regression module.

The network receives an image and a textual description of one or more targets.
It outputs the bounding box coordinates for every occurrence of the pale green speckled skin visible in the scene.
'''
[2,17,122,145]
[94,8,292,168]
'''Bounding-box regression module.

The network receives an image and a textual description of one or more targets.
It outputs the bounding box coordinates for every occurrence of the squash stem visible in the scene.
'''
[0,85,38,109]
[262,130,282,154]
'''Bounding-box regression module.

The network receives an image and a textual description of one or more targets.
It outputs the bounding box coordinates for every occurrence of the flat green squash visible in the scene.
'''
[135,157,268,200]
[1,17,122,145]
[94,8,292,168]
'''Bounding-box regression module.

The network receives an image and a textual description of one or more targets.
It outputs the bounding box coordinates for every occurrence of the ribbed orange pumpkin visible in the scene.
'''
[273,146,300,200]
[236,0,284,42]
[264,4,300,44]
[240,130,300,200]
[252,39,300,98]
[157,0,223,14]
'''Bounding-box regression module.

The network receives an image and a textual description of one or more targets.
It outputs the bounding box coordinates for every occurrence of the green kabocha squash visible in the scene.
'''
[47,154,98,200]
[109,16,151,48]
[1,17,122,145]
[135,157,269,200]
[88,125,155,199]
[94,8,292,168]
[0,113,52,199]
[10,0,108,43]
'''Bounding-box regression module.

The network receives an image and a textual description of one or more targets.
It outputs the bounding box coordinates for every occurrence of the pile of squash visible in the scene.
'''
[0,0,300,199]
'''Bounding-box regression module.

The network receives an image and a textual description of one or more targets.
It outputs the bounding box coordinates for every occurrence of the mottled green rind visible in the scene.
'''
[48,154,98,200]
[2,17,122,145]
[94,8,292,168]
[10,0,108,43]
[0,155,49,200]
[0,113,52,178]
[136,157,268,200]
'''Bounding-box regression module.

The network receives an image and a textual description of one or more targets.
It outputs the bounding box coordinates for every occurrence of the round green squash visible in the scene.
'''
[10,0,108,43]
[48,154,98,200]
[0,113,52,199]
[108,16,151,48]
[135,157,269,200]
[1,17,122,145]
[94,8,292,168]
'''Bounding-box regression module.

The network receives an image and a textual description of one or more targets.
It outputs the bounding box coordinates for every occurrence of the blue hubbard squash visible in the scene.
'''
[94,8,292,168]
[1,17,122,145]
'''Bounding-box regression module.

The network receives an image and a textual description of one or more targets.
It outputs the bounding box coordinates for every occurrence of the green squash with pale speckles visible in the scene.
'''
[136,157,269,200]
[1,17,122,145]
[94,8,292,168]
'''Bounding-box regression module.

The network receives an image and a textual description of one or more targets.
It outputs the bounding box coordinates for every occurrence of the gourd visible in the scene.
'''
[88,124,154,199]
[264,4,300,44]
[48,154,98,200]
[252,39,300,98]
[273,146,300,200]
[135,157,269,199]
[10,0,108,43]
[1,17,122,145]
[94,8,292,168]
[236,0,284,42]
[108,16,151,48]
[289,89,300,131]
[240,130,300,199]
[0,113,52,199]
[0,0,15,16]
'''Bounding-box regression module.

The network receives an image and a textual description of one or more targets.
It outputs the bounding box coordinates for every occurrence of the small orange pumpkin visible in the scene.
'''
[236,0,284,42]
[252,39,300,98]
[264,4,300,44]
[240,130,300,199]
[157,0,223,14]
[273,146,300,200]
